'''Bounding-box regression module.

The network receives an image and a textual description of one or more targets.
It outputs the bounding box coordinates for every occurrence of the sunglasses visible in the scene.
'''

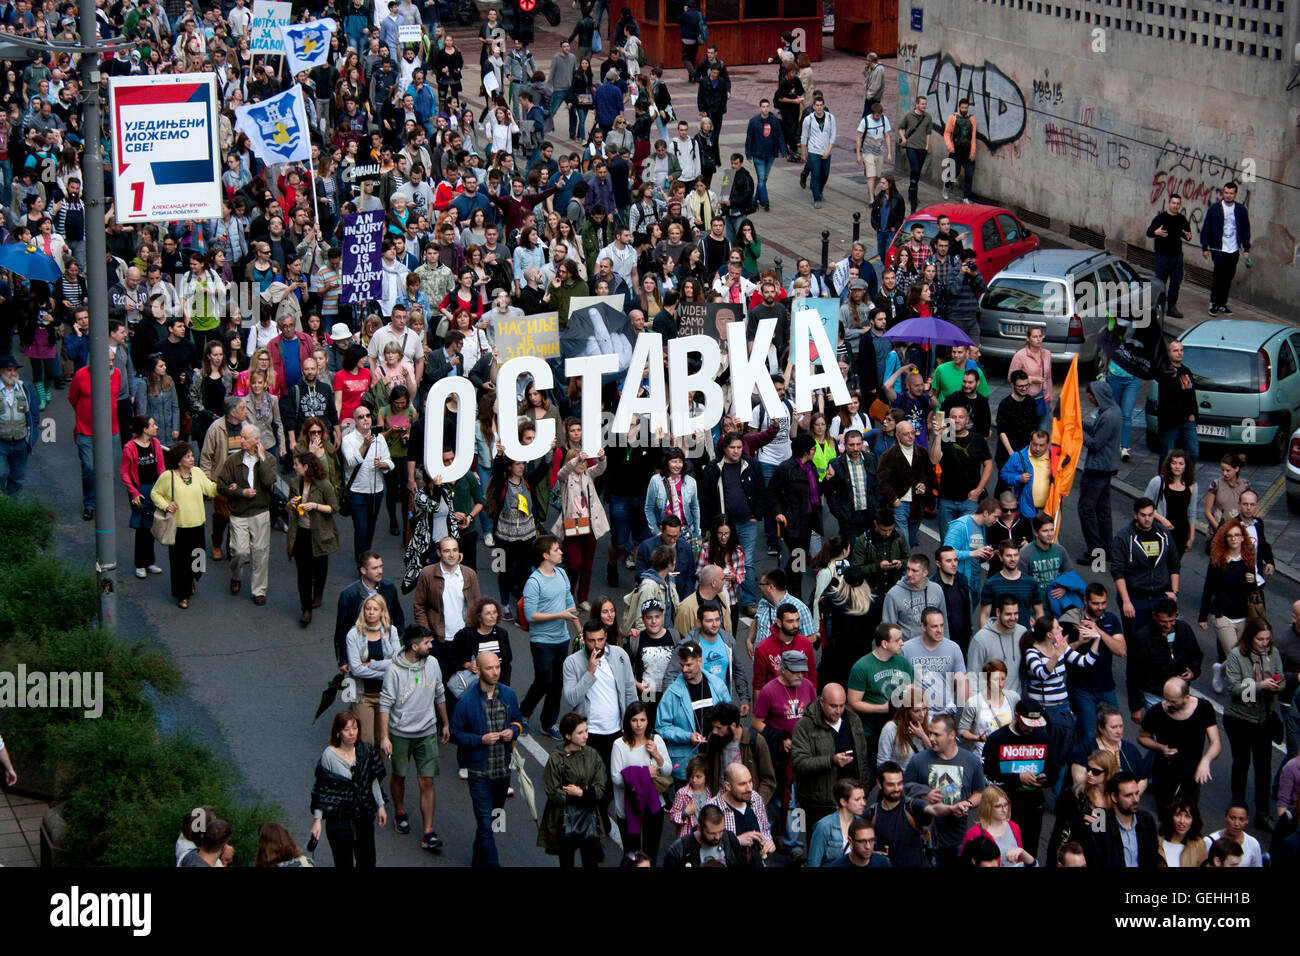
[1086,766,1104,775]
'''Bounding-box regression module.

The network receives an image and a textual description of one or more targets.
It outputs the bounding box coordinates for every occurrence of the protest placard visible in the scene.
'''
[341,210,385,304]
[496,311,561,362]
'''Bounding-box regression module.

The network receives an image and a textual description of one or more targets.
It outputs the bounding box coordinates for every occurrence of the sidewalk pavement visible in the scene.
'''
[0,792,44,867]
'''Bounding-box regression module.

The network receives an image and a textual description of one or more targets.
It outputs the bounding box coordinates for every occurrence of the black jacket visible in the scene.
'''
[1154,362,1198,429]
[1125,619,1203,713]
[663,830,762,868]
[877,443,934,523]
[1083,807,1159,868]
[310,741,386,821]
[767,456,824,540]
[824,450,880,525]
[726,166,756,216]
[334,579,407,668]
[870,190,906,234]
[700,454,765,528]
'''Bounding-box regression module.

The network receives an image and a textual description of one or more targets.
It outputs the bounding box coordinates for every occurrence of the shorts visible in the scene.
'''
[390,732,440,778]
[863,151,883,178]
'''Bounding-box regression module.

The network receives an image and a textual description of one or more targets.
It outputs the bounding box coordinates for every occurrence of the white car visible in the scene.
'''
[1287,425,1300,513]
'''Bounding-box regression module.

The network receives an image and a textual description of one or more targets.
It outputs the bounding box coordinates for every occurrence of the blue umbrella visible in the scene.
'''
[0,242,63,281]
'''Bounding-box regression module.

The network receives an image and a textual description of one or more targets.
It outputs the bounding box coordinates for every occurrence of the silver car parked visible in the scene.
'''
[977,250,1166,374]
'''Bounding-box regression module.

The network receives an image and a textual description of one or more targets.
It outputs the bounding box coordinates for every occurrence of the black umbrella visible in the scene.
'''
[560,302,637,382]
[314,672,346,721]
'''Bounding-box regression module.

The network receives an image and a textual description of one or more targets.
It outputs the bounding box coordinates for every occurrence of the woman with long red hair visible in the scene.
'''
[1198,517,1258,669]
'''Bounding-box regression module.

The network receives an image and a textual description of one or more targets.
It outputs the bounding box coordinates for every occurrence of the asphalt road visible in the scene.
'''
[18,368,1290,867]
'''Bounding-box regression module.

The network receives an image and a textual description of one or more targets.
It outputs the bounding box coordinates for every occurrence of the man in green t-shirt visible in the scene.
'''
[846,622,914,751]
[1021,512,1068,608]
[930,344,989,406]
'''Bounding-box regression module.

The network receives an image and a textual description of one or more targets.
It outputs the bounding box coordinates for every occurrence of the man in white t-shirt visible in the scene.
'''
[1205,802,1263,867]
[597,226,639,291]
[747,375,795,556]
[855,99,893,199]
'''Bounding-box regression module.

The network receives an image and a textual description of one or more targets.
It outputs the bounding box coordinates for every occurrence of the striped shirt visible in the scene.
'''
[801,110,837,154]
[1024,645,1096,707]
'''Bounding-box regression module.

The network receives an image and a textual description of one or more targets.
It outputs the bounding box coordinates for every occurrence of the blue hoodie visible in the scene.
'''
[943,512,988,584]
[658,670,731,779]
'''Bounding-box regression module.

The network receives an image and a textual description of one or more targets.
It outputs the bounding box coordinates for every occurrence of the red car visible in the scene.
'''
[882,203,1041,282]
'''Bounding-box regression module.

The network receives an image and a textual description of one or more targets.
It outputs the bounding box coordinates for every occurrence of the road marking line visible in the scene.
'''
[1259,473,1284,513]
[517,733,550,766]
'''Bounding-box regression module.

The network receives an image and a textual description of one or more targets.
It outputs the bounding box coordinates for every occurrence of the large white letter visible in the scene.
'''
[565,353,619,456]
[667,334,723,436]
[791,309,852,413]
[613,332,667,434]
[727,317,782,422]
[498,356,555,460]
[423,376,477,481]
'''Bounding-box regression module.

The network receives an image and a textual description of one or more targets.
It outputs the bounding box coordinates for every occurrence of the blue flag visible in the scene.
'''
[234,86,312,166]
[279,19,336,77]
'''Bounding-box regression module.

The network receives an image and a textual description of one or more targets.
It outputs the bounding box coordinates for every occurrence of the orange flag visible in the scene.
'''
[1047,354,1083,540]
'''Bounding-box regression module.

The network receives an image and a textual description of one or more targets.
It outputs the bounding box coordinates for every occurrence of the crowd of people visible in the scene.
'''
[0,0,1294,871]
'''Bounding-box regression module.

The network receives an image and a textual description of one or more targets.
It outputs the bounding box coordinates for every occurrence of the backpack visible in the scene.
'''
[698,18,709,44]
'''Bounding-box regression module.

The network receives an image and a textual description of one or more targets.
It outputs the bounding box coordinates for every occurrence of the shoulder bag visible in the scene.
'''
[151,472,178,546]
[336,440,369,518]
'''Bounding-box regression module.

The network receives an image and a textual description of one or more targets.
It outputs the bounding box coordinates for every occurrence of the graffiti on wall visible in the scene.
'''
[1041,107,1131,171]
[1149,138,1253,228]
[1031,70,1063,107]
[915,53,1027,149]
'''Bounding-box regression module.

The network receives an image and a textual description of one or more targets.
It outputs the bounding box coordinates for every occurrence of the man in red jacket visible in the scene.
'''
[67,354,121,520]
[752,604,818,697]
[267,315,313,393]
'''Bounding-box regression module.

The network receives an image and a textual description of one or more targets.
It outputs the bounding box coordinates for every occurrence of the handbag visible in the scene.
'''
[336,445,367,518]
[651,764,674,795]
[591,32,602,54]
[563,515,591,537]
[1245,587,1266,620]
[576,92,594,107]
[151,472,178,546]
[559,762,601,841]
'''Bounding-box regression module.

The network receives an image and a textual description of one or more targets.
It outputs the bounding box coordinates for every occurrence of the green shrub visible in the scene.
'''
[47,718,280,866]
[0,553,96,640]
[0,493,54,566]
[0,628,182,761]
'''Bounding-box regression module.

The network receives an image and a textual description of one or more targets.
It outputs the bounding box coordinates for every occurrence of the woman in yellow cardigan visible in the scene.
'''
[151,443,219,609]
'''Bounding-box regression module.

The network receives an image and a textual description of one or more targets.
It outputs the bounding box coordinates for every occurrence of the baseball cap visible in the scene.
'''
[640,598,665,615]
[780,650,809,673]
[1014,699,1047,728]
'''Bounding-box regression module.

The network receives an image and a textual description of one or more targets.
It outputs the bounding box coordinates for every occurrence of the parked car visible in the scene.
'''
[977,250,1165,372]
[1285,426,1300,512]
[883,203,1040,282]
[1145,319,1300,463]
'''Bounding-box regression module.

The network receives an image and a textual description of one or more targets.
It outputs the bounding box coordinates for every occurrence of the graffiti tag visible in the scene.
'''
[917,53,1027,149]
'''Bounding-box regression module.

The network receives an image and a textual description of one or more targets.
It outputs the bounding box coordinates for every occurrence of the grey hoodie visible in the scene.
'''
[967,621,1028,696]
[379,650,446,738]
[882,579,948,643]
[1082,380,1122,474]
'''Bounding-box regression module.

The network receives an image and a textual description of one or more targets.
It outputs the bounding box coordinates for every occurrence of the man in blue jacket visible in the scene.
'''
[744,99,785,212]
[659,642,732,779]
[449,652,524,867]
[999,429,1052,519]
[594,70,624,134]
[1198,181,1251,315]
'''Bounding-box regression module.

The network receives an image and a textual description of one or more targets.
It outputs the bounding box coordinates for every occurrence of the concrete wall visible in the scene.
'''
[897,0,1300,315]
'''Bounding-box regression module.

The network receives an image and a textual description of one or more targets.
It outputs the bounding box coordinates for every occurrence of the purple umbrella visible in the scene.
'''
[882,316,975,376]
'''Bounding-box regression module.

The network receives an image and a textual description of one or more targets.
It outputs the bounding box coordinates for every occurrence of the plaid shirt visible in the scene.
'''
[707,792,772,844]
[699,543,745,607]
[756,595,816,644]
[483,692,509,780]
[847,455,871,512]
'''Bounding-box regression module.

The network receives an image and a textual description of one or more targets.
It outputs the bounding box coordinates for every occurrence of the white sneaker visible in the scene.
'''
[1120,447,1131,462]
[624,554,635,570]
[943,186,951,200]
[148,565,164,574]
[1212,662,1225,694]
[483,533,494,547]
[458,768,469,780]
[135,568,147,579]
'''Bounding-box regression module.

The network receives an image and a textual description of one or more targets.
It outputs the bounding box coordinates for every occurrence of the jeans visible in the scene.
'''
[347,489,384,560]
[735,518,759,606]
[893,501,920,548]
[1068,687,1119,749]
[1153,253,1184,310]
[1042,702,1076,794]
[1076,473,1112,561]
[0,438,29,495]
[478,464,494,537]
[935,497,976,544]
[74,432,94,511]
[904,147,928,211]
[1158,421,1199,458]
[759,462,779,548]
[1106,371,1141,450]
[550,88,570,124]
[1223,714,1272,816]
[467,773,510,867]
[806,153,830,204]
[948,153,974,199]
[324,815,376,868]
[608,494,647,557]
[752,156,774,207]
[725,212,745,244]
[1209,250,1239,308]
[521,640,567,729]
[877,229,893,264]
[574,108,589,140]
